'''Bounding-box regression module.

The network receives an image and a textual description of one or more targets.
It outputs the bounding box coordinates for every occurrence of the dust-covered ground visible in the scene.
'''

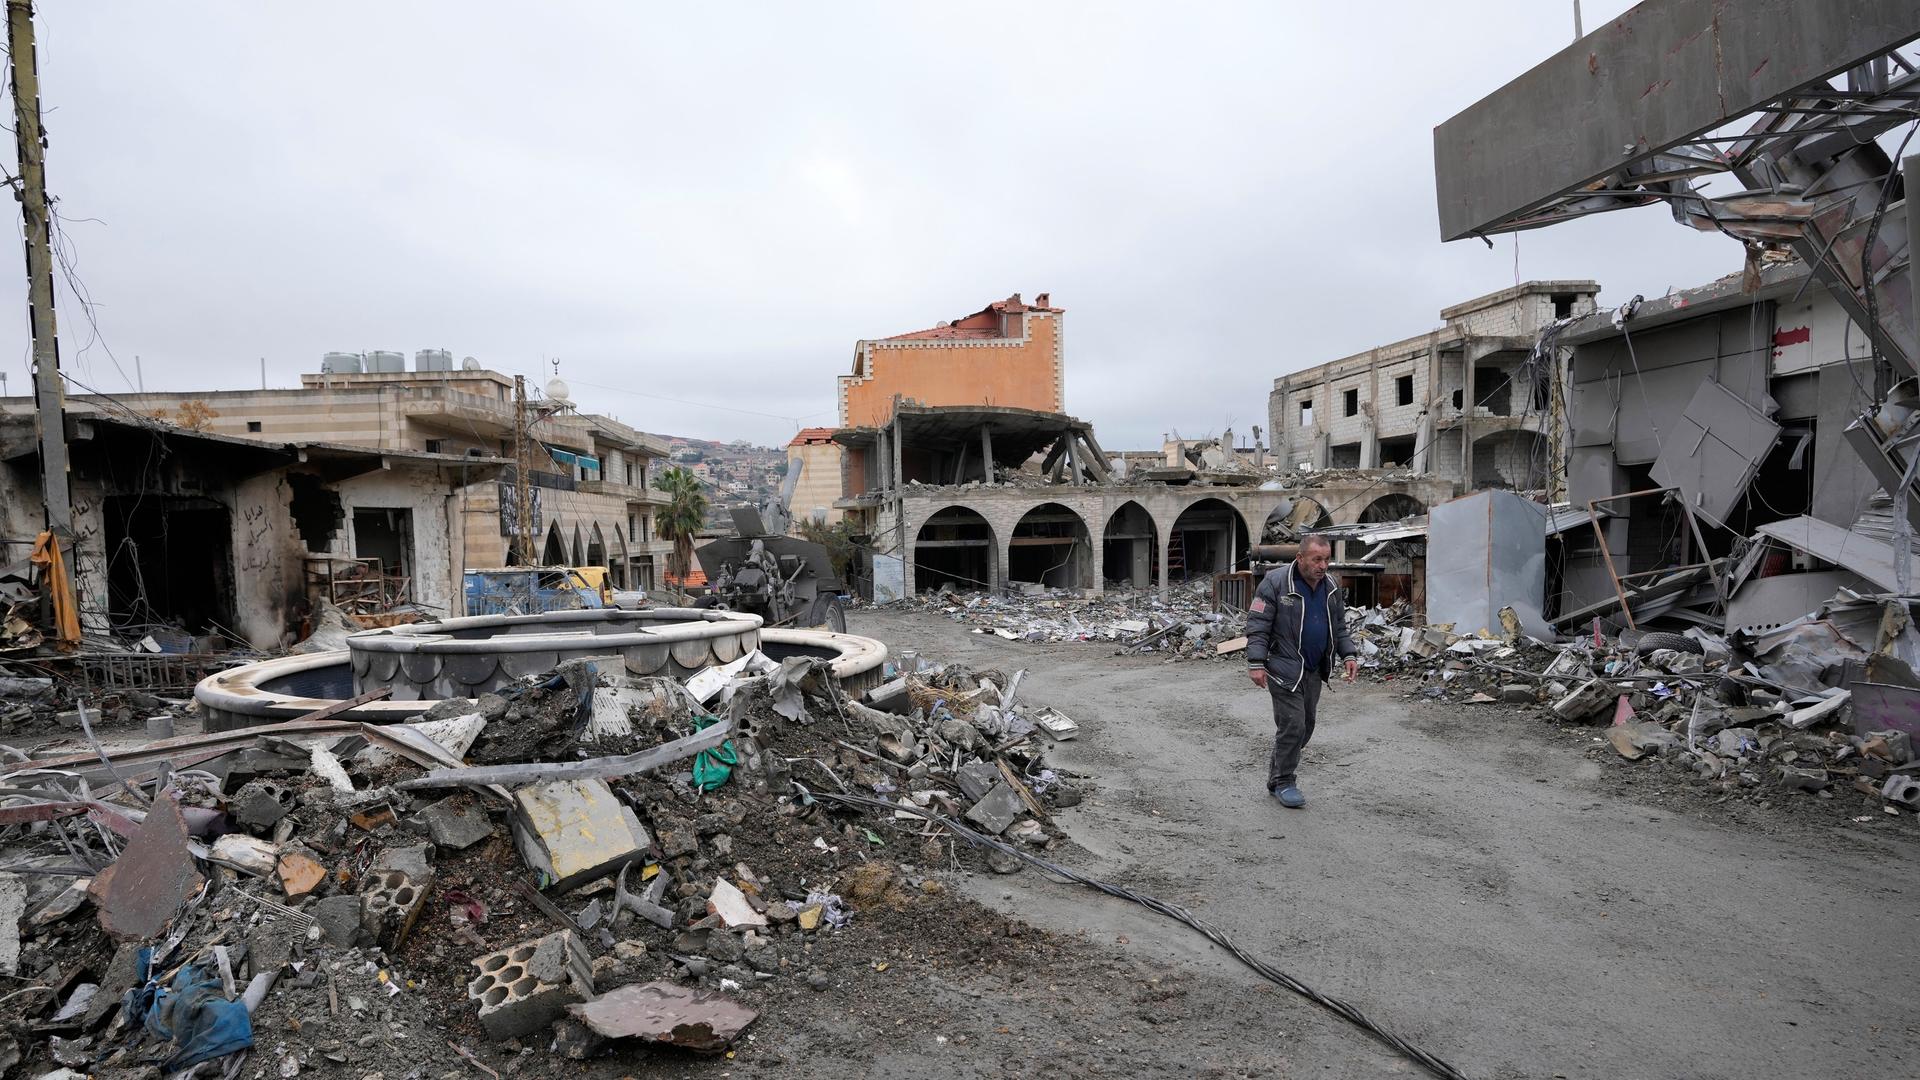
[851,606,1920,1080]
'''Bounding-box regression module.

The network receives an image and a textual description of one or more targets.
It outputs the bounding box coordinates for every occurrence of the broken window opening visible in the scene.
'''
[1552,293,1578,319]
[287,473,344,553]
[1395,374,1414,407]
[1299,399,1314,427]
[1474,366,1514,415]
[246,421,262,433]
[1342,388,1360,417]
[1329,442,1362,469]
[425,438,444,455]
[1377,435,1417,469]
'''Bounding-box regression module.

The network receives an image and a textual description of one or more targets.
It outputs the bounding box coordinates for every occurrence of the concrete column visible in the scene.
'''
[1156,519,1172,599]
[980,425,995,484]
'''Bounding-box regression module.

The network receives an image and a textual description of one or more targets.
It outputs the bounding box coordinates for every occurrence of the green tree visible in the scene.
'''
[653,466,709,597]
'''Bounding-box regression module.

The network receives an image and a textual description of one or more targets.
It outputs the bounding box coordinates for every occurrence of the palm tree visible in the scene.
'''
[653,466,708,599]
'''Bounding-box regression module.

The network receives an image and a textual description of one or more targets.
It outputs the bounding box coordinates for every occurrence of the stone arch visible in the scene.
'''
[1007,502,1094,590]
[1102,500,1159,589]
[1471,430,1549,491]
[586,523,607,569]
[541,522,566,566]
[913,505,996,594]
[1357,493,1427,524]
[1168,497,1250,582]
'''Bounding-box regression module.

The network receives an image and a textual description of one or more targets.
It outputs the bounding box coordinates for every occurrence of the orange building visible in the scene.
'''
[838,293,1064,429]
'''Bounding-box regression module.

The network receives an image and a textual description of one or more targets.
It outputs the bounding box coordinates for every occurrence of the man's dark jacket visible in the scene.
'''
[1244,560,1358,691]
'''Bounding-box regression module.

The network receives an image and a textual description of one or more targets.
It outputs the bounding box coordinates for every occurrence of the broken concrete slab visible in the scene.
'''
[229,780,295,832]
[311,894,366,948]
[415,797,492,851]
[88,799,204,942]
[511,779,651,892]
[566,981,757,1053]
[28,877,90,928]
[468,930,595,1041]
[963,783,1023,835]
[955,760,1001,803]
[371,843,434,882]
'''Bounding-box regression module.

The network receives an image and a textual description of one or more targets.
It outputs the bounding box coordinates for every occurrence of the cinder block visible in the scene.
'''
[360,870,429,950]
[467,930,596,1041]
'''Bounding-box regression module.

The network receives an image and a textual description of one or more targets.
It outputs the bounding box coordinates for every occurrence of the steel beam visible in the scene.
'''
[1434,0,1920,242]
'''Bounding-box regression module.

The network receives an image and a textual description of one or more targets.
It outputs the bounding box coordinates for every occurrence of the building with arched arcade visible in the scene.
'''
[834,404,1455,599]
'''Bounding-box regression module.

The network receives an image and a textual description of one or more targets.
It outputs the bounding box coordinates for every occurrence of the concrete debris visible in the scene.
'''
[566,981,758,1053]
[913,582,1247,661]
[0,617,1083,1077]
[87,798,204,942]
[706,877,767,929]
[510,779,651,892]
[468,930,595,1041]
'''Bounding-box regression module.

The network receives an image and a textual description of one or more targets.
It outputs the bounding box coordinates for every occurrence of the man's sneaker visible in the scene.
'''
[1276,785,1306,809]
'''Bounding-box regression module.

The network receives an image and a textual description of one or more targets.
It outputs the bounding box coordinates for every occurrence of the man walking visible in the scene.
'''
[1244,534,1357,808]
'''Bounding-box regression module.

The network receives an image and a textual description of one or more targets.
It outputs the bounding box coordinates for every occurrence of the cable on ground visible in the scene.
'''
[795,784,1474,1080]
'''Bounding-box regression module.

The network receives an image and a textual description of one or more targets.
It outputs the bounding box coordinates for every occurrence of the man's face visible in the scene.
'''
[1297,541,1331,585]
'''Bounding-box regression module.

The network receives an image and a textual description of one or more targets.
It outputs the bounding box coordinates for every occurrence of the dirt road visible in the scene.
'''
[852,607,1920,1080]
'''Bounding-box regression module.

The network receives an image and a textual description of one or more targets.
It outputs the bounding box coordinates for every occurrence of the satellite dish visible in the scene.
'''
[545,377,571,401]
[462,357,480,371]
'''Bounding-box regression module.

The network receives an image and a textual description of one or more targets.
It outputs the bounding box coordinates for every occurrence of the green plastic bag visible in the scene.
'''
[691,714,737,792]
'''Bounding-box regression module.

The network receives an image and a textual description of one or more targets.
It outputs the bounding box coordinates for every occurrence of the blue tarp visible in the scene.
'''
[127,949,253,1072]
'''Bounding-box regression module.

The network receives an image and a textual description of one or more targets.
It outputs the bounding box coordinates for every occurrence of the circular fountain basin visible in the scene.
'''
[347,608,764,701]
[195,624,888,731]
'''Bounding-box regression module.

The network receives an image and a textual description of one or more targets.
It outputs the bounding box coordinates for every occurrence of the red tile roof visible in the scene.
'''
[877,292,1062,343]
[788,427,838,446]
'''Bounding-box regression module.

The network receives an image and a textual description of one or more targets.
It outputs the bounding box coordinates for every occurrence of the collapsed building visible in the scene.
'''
[1,358,676,591]
[831,402,1454,601]
[0,412,504,653]
[1271,279,1598,486]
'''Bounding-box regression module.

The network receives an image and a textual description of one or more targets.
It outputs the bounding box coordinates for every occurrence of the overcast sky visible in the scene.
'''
[5,1,1748,449]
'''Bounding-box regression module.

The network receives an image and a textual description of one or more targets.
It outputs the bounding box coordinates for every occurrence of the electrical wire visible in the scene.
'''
[795,785,1474,1080]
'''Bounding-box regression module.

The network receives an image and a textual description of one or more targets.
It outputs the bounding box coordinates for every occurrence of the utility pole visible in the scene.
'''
[7,0,70,535]
[1572,1,1583,41]
[512,374,536,565]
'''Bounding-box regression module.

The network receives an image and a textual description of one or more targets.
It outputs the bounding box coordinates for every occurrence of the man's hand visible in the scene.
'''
[1248,667,1268,690]
[1343,658,1358,682]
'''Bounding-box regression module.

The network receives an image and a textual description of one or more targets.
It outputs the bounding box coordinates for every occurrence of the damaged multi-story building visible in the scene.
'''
[1270,280,1599,490]
[3,355,676,592]
[829,294,1457,601]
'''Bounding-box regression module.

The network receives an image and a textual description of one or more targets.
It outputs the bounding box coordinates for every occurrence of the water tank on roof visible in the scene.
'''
[366,350,405,373]
[415,348,454,372]
[321,351,363,374]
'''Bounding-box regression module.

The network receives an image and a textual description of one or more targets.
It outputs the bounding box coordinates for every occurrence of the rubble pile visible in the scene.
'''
[910,582,1247,660]
[0,647,1083,1076]
[1347,593,1920,815]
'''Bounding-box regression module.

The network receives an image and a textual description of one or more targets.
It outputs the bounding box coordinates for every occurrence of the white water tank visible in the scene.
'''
[367,350,405,373]
[415,348,454,372]
[321,351,363,374]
